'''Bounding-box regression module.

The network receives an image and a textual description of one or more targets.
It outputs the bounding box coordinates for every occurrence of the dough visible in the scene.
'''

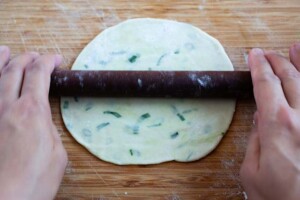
[61,18,235,165]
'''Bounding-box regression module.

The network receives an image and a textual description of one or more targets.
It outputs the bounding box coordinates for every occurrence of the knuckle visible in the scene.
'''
[26,60,44,72]
[1,63,24,75]
[254,73,280,85]
[277,106,298,131]
[31,55,52,68]
[20,95,37,110]
[1,53,37,75]
[20,95,50,114]
[279,69,300,80]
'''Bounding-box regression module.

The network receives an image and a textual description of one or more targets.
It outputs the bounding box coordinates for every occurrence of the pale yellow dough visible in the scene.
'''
[61,18,235,165]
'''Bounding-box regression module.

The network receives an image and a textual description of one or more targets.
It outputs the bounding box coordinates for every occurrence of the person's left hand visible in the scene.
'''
[0,46,68,200]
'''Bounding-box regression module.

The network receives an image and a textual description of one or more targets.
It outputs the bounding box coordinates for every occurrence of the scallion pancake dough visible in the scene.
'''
[61,18,235,165]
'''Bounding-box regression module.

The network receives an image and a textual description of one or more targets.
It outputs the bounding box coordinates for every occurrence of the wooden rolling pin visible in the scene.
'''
[50,70,253,98]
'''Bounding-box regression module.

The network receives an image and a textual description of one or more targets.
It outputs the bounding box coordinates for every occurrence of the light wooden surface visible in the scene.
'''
[0,0,299,199]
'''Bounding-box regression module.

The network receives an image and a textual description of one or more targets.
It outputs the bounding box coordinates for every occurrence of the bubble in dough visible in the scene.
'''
[61,18,235,165]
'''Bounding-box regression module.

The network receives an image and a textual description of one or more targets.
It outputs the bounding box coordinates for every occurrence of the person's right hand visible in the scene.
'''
[0,46,67,200]
[240,43,300,200]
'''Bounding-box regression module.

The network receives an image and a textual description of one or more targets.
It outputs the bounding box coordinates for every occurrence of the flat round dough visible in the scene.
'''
[61,18,235,165]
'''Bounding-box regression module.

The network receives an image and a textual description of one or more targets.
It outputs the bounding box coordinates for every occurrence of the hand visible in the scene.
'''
[0,46,67,200]
[240,43,300,200]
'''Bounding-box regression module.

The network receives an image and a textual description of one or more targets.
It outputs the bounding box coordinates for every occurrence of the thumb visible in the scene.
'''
[240,130,260,180]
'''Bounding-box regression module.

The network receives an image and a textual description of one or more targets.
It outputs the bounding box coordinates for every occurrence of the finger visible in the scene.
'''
[265,51,300,109]
[289,42,300,71]
[0,52,39,104]
[0,46,11,72]
[21,54,62,102]
[248,48,289,117]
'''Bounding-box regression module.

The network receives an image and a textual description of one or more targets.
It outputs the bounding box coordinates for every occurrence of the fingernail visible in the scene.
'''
[54,54,63,66]
[251,48,264,55]
[0,45,8,54]
[248,48,265,70]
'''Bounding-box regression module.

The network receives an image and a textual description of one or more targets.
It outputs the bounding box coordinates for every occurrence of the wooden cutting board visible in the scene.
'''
[0,0,299,199]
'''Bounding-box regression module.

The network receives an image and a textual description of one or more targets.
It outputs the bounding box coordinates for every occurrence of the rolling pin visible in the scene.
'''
[50,70,253,98]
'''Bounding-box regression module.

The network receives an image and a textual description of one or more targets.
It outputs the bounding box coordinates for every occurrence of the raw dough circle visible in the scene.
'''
[61,18,235,165]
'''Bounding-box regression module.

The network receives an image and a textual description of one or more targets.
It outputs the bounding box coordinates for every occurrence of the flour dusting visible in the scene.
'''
[197,75,211,87]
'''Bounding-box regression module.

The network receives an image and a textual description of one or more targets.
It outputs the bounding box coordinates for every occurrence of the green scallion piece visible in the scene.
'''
[85,105,92,111]
[182,108,197,114]
[128,54,140,63]
[132,126,139,135]
[63,101,69,109]
[82,128,92,137]
[142,113,150,118]
[170,132,179,139]
[147,123,162,128]
[129,149,141,156]
[138,113,151,122]
[129,149,133,156]
[103,111,122,118]
[176,113,185,121]
[74,96,79,102]
[96,122,110,131]
[156,53,167,66]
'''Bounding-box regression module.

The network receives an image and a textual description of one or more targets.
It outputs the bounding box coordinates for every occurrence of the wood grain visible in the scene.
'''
[0,0,299,199]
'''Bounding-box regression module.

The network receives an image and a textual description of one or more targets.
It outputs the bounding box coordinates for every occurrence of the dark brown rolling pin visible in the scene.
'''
[49,70,253,98]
